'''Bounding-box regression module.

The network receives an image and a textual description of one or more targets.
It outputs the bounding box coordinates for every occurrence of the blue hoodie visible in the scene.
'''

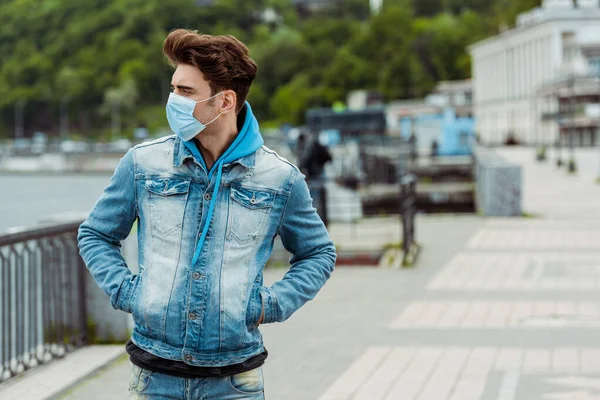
[182,101,264,266]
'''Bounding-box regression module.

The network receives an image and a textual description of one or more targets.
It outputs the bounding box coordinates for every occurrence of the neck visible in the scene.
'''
[194,120,238,171]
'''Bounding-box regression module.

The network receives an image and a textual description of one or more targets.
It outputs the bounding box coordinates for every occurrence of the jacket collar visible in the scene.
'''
[173,135,256,170]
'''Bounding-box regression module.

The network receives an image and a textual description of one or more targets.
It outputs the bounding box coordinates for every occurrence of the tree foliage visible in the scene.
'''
[0,0,542,136]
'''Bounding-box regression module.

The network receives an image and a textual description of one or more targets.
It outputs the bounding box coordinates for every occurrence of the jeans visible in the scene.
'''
[129,364,265,399]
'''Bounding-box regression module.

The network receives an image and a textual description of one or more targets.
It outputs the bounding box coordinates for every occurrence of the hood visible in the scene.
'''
[182,101,263,177]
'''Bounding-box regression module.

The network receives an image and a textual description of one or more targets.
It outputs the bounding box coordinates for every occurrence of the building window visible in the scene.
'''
[562,32,577,62]
[589,57,600,76]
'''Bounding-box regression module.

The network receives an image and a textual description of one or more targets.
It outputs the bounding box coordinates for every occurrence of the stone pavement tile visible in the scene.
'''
[389,300,600,329]
[467,229,600,250]
[580,349,600,372]
[383,347,443,400]
[428,252,600,291]
[416,348,470,400]
[522,348,551,373]
[320,346,600,400]
[352,348,416,400]
[437,301,470,328]
[551,347,579,373]
[462,302,492,328]
[509,302,535,327]
[317,347,391,400]
[0,345,124,400]
[494,348,524,371]
[388,301,428,328]
[485,301,513,328]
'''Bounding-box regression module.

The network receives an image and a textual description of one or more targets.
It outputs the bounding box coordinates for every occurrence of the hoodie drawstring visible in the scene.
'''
[190,160,225,266]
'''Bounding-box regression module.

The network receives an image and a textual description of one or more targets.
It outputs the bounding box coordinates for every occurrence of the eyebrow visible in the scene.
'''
[170,84,196,91]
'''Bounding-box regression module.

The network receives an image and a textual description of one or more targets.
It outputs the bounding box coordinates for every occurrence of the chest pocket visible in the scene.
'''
[227,186,275,244]
[145,179,191,236]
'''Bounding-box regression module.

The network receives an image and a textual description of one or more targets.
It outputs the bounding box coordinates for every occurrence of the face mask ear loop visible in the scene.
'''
[204,112,222,127]
[194,91,225,104]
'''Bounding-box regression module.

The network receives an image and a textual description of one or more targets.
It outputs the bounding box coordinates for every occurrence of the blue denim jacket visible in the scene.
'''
[78,113,336,367]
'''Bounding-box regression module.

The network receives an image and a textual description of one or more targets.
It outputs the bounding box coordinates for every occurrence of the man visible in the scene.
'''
[296,131,332,181]
[78,29,336,399]
[296,131,332,227]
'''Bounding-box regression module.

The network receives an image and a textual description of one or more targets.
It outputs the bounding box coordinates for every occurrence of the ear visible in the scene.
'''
[220,90,237,115]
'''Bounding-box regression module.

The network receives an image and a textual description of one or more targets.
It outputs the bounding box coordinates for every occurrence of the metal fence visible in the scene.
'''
[0,221,87,382]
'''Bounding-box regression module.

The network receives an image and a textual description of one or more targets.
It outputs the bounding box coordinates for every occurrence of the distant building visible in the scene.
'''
[537,42,600,147]
[424,79,473,118]
[469,0,600,145]
[387,79,473,127]
[386,80,476,156]
[347,90,385,110]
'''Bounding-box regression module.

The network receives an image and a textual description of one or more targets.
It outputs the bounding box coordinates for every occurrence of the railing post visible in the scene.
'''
[77,254,88,347]
[400,174,418,267]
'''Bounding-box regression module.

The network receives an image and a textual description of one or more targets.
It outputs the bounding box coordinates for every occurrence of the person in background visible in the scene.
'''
[297,131,332,226]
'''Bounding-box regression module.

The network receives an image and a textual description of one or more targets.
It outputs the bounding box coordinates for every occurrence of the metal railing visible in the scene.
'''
[0,221,87,382]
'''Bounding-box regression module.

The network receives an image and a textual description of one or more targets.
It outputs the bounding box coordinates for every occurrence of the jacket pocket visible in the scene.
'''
[227,186,275,244]
[115,274,140,314]
[228,367,264,395]
[245,285,263,330]
[145,179,190,236]
[129,268,145,324]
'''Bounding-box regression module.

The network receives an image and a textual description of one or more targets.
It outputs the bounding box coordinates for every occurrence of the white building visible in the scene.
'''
[469,0,600,145]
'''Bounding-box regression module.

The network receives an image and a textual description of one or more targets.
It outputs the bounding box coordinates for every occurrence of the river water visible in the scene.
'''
[0,173,111,234]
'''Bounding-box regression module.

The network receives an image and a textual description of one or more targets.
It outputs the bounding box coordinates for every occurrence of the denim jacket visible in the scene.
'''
[78,126,336,367]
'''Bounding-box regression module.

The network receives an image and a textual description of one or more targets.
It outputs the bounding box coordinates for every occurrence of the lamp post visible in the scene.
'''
[596,73,600,182]
[60,97,71,141]
[567,75,577,174]
[14,100,25,141]
[111,101,121,139]
[555,81,564,167]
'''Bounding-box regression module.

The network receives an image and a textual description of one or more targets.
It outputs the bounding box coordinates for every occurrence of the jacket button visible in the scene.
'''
[184,354,192,362]
[189,313,197,320]
[204,193,211,201]
[192,272,201,280]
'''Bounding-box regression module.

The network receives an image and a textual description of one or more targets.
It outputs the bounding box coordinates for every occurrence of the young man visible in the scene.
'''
[78,29,336,399]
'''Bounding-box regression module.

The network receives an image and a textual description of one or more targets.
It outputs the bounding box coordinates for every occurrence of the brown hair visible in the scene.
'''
[163,29,258,113]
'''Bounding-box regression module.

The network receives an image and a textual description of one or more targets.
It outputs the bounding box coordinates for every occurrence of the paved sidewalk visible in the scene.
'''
[317,148,600,400]
[32,147,600,399]
[49,214,480,400]
[0,346,124,400]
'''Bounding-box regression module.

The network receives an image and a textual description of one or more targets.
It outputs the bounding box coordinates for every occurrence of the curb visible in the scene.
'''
[48,349,127,400]
[0,345,126,400]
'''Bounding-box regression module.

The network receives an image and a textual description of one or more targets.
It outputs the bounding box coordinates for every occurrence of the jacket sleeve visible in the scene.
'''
[259,169,337,323]
[77,149,138,313]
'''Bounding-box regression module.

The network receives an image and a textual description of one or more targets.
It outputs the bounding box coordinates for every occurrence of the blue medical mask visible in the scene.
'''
[166,91,224,141]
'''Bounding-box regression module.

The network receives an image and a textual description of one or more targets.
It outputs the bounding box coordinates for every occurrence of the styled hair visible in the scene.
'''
[163,29,258,113]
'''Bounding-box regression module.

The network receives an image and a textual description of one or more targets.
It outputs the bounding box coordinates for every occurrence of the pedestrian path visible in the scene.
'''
[319,147,600,400]
[16,146,600,399]
[0,346,123,400]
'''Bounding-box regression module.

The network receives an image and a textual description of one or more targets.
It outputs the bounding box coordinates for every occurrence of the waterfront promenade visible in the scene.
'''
[1,147,600,399]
